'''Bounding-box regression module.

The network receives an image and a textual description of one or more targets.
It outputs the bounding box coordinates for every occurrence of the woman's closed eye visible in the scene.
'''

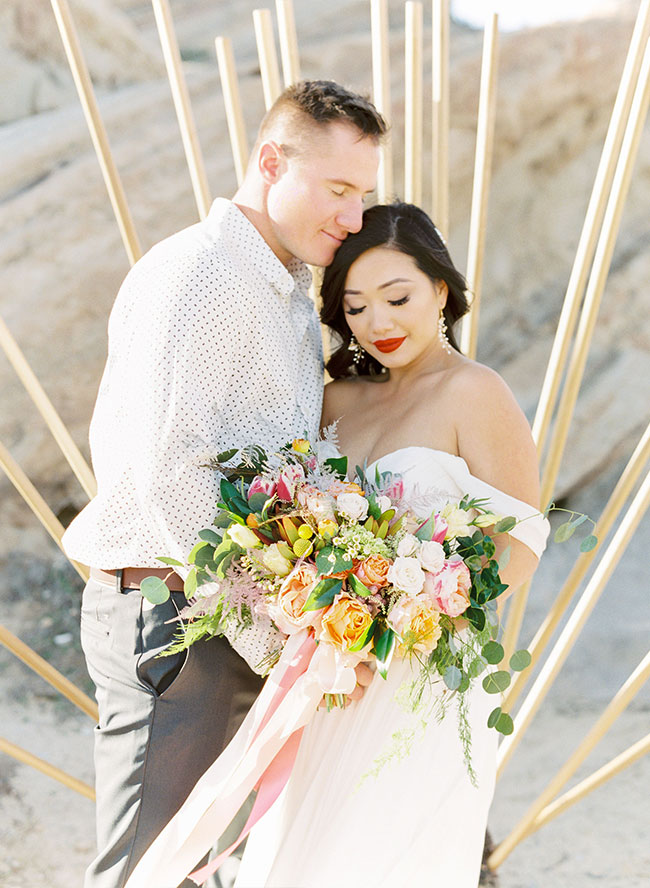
[388,295,409,306]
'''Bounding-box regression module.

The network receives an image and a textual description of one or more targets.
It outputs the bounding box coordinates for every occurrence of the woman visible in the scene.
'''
[235,202,549,887]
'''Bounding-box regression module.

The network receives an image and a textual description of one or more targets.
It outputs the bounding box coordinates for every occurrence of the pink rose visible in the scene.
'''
[248,476,277,499]
[424,558,471,617]
[268,564,321,633]
[276,464,305,502]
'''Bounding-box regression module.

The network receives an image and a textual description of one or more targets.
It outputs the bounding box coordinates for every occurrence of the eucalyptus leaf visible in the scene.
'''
[482,670,511,694]
[554,521,575,543]
[495,711,514,735]
[580,534,598,552]
[458,672,470,693]
[468,656,488,678]
[198,529,222,545]
[140,576,170,605]
[494,516,517,534]
[444,665,462,690]
[481,640,504,665]
[509,649,532,672]
[487,706,502,729]
[497,544,511,570]
[184,568,198,598]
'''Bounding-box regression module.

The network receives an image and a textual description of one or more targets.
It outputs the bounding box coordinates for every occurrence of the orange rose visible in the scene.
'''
[387,594,442,657]
[319,595,373,652]
[354,554,391,589]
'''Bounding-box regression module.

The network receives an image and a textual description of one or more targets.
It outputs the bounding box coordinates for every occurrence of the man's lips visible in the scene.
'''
[373,337,406,353]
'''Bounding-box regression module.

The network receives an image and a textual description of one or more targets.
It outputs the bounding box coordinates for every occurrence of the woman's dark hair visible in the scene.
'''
[320,201,470,378]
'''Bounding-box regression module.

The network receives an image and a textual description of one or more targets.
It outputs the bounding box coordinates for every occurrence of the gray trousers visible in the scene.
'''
[80,575,264,888]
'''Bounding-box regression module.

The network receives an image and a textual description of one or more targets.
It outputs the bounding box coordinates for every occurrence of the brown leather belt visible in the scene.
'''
[90,566,185,593]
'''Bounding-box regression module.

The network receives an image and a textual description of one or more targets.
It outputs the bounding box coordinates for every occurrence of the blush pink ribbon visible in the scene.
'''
[124,629,320,888]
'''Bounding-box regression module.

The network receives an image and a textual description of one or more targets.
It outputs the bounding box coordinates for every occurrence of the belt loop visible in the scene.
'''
[115,568,123,594]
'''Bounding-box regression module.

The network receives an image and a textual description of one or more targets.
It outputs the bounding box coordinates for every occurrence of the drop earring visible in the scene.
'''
[348,335,364,366]
[438,309,452,354]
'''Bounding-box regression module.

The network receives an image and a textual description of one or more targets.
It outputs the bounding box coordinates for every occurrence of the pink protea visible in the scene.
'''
[248,476,277,500]
[276,463,305,502]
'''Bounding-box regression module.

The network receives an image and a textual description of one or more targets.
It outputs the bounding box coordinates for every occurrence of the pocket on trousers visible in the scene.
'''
[135,594,189,698]
[80,580,114,644]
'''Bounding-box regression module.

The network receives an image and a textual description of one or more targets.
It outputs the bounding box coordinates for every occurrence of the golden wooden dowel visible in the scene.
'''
[541,34,650,509]
[0,440,89,583]
[151,0,212,220]
[497,469,650,780]
[532,0,650,455]
[461,13,499,360]
[0,314,96,500]
[431,0,450,236]
[254,8,283,111]
[49,0,141,266]
[500,577,531,669]
[0,625,98,721]
[276,0,301,86]
[0,736,95,801]
[215,37,250,187]
[404,2,423,206]
[504,420,650,710]
[490,649,650,867]
[528,731,650,835]
[370,0,394,203]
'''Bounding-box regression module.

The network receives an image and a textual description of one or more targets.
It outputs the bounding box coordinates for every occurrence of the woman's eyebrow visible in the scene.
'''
[343,277,413,295]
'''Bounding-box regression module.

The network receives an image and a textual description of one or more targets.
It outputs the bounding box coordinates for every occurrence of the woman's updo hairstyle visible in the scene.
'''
[320,201,470,379]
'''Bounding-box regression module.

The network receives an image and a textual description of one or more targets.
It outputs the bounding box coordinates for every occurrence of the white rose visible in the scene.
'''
[377,495,392,513]
[228,524,261,549]
[336,492,369,523]
[418,540,446,574]
[397,533,420,558]
[387,556,425,596]
[261,543,293,577]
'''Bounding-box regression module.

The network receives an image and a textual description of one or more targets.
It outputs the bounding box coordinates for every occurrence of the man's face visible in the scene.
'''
[264,121,380,268]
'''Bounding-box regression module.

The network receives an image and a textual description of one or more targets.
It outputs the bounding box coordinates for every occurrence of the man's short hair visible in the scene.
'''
[258,79,388,144]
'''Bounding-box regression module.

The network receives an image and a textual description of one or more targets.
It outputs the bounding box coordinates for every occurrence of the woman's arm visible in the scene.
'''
[453,364,542,599]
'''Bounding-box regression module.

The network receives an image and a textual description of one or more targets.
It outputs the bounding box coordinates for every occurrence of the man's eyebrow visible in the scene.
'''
[344,277,413,295]
[327,178,375,195]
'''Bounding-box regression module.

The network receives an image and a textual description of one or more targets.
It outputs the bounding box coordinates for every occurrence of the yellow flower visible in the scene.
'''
[317,518,339,538]
[292,438,311,453]
[319,595,373,652]
[387,594,442,657]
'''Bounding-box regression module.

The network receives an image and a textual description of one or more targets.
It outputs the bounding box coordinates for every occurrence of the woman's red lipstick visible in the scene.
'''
[373,337,406,353]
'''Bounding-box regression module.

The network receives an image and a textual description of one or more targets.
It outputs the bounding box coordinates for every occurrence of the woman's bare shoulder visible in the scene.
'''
[322,376,375,426]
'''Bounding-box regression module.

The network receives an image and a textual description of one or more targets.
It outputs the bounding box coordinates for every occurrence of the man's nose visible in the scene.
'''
[337,196,364,234]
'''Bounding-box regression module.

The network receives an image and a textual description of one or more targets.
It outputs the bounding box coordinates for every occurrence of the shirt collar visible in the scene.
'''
[207,198,313,305]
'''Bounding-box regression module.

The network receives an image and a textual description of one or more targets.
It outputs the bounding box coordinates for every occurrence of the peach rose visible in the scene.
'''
[268,564,321,634]
[425,558,472,617]
[387,594,442,656]
[354,554,391,590]
[327,479,364,497]
[318,594,374,652]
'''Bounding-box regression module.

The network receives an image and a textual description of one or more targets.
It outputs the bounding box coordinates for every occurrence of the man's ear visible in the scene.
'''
[258,140,285,184]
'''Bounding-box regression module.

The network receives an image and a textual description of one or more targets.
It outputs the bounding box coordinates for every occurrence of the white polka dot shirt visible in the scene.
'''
[63,198,324,572]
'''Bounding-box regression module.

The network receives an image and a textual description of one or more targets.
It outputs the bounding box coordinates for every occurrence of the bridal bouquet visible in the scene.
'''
[143,437,537,739]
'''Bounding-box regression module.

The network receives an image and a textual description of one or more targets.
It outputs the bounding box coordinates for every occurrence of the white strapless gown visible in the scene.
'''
[235,448,550,888]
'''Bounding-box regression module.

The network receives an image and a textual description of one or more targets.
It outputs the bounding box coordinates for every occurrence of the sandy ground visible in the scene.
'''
[1,472,648,887]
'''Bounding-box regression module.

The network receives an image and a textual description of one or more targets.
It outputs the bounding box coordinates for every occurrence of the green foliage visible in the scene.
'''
[348,573,372,597]
[494,516,517,534]
[303,577,342,611]
[374,626,396,679]
[315,546,353,576]
[482,670,511,694]
[481,640,504,665]
[349,617,377,652]
[324,455,348,478]
[444,665,462,690]
[509,649,532,672]
[156,556,184,568]
[140,576,170,605]
[198,529,222,545]
[580,534,598,552]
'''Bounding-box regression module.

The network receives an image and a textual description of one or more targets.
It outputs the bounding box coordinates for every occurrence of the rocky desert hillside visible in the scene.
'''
[1,0,648,561]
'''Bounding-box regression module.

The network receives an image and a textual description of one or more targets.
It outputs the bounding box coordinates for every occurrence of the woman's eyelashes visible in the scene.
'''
[344,295,410,316]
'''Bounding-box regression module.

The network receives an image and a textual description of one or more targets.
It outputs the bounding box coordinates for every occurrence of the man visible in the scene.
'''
[63,80,386,887]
